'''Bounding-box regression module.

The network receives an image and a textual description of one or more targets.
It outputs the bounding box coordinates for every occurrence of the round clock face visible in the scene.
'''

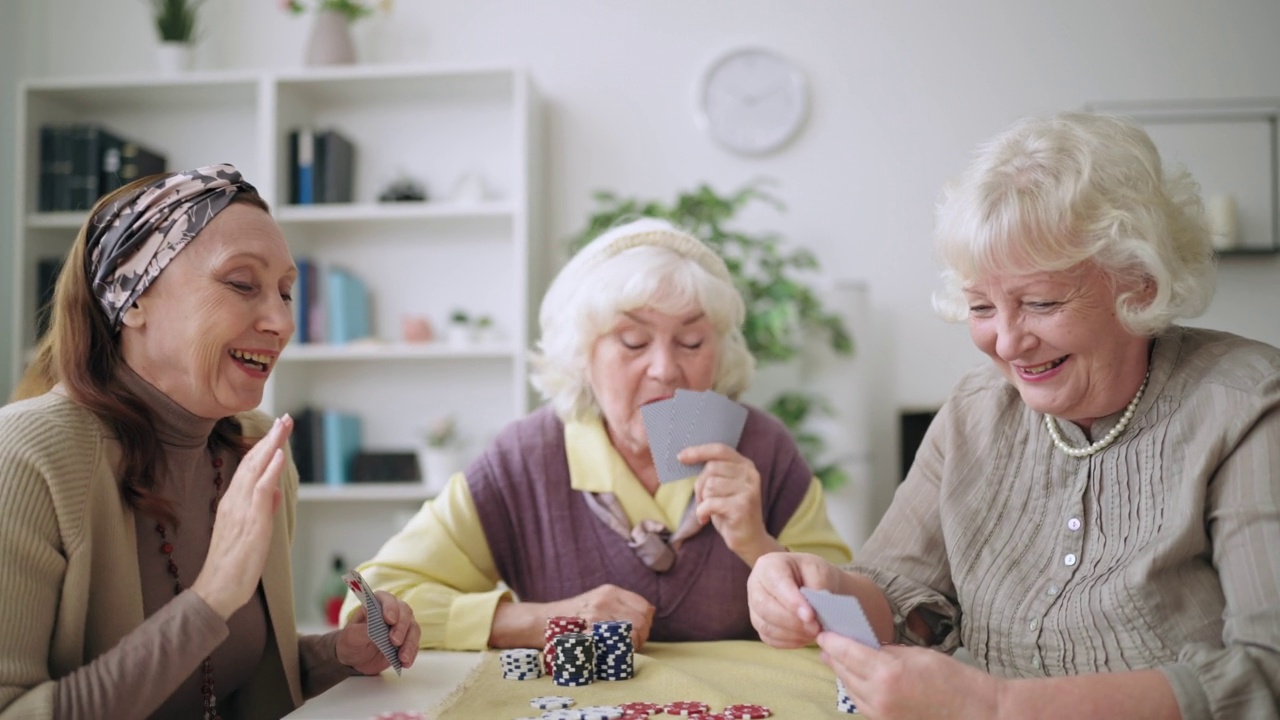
[697,47,809,155]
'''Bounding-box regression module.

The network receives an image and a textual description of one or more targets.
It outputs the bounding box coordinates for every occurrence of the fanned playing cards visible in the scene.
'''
[344,569,403,675]
[800,587,881,649]
[641,389,749,484]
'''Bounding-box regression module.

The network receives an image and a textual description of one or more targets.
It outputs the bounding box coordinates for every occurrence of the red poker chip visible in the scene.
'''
[665,701,710,716]
[617,702,663,716]
[723,704,772,719]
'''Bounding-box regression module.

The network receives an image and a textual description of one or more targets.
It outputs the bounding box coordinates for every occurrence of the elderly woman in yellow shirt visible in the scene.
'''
[346,218,852,650]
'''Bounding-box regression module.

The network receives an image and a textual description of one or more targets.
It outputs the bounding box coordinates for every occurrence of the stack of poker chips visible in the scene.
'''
[498,647,542,680]
[543,616,587,675]
[835,677,859,714]
[591,620,635,681]
[550,632,596,687]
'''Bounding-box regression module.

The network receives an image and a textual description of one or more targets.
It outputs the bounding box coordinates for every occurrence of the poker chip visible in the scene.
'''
[723,704,772,719]
[501,647,543,680]
[579,706,624,720]
[541,710,585,720]
[544,616,588,676]
[591,620,635,681]
[531,695,577,710]
[664,701,710,716]
[617,701,662,716]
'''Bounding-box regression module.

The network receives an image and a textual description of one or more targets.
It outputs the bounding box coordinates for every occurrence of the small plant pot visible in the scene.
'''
[155,42,193,75]
[447,323,477,347]
[418,447,460,496]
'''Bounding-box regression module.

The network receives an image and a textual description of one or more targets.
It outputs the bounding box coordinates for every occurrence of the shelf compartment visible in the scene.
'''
[279,343,516,362]
[297,483,434,502]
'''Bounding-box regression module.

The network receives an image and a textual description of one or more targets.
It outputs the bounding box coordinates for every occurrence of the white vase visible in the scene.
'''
[418,447,460,496]
[155,41,193,75]
[305,10,357,66]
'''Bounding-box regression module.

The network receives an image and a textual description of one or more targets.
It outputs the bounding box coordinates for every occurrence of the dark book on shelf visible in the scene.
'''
[34,257,64,339]
[351,452,421,482]
[113,140,167,189]
[38,126,75,212]
[317,129,356,204]
[290,407,328,484]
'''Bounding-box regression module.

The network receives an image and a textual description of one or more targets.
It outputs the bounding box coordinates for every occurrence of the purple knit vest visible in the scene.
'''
[467,404,811,642]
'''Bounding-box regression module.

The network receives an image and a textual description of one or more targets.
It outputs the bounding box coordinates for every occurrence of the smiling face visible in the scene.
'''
[964,263,1151,428]
[588,307,720,458]
[119,202,297,419]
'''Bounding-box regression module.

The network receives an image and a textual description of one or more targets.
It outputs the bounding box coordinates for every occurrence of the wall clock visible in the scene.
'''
[696,46,810,156]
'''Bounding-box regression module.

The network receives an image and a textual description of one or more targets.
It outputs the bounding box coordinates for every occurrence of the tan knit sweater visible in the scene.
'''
[854,326,1280,719]
[0,387,345,719]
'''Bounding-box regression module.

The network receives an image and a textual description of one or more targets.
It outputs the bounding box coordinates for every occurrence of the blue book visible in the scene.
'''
[295,257,313,344]
[322,410,362,486]
[325,267,370,344]
[295,127,316,205]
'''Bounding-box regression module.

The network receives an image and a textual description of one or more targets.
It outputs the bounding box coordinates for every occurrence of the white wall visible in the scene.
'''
[8,0,1280,521]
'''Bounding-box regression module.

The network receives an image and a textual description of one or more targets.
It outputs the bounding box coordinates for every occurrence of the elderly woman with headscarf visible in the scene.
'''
[345,218,852,650]
[747,112,1280,719]
[0,167,419,720]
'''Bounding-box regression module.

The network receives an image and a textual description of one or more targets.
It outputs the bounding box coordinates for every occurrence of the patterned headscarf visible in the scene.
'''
[86,164,259,332]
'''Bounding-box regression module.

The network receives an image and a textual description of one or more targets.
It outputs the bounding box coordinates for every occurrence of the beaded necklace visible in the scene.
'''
[154,447,225,720]
[1044,369,1150,458]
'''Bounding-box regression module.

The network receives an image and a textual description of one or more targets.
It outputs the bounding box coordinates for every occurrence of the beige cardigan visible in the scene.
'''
[0,390,303,719]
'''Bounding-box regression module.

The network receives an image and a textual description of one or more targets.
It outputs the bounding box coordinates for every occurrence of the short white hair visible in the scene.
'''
[531,218,755,421]
[932,111,1216,335]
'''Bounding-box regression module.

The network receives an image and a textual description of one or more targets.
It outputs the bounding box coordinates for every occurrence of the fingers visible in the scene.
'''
[747,554,824,647]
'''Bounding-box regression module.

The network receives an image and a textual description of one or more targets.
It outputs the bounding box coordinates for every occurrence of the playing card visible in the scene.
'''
[642,397,691,484]
[344,569,403,675]
[677,390,748,476]
[800,587,881,649]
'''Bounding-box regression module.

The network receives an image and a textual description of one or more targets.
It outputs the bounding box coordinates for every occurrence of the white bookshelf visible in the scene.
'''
[11,64,542,629]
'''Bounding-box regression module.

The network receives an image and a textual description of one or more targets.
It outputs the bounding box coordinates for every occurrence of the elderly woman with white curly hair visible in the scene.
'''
[747,111,1280,719]
[346,218,851,650]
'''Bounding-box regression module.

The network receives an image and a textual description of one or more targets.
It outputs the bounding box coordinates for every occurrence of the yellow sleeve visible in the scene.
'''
[776,479,854,564]
[339,472,511,650]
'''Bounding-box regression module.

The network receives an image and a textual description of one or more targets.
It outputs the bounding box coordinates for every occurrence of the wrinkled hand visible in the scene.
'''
[819,633,1002,720]
[747,551,844,648]
[551,584,655,649]
[338,590,421,674]
[681,443,774,564]
[191,415,291,620]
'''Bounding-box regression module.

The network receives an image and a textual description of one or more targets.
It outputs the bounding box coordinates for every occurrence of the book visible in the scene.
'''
[290,407,328,484]
[321,410,362,486]
[67,124,129,210]
[291,127,317,205]
[317,129,356,204]
[295,257,314,343]
[325,266,370,344]
[37,125,76,212]
[116,140,167,186]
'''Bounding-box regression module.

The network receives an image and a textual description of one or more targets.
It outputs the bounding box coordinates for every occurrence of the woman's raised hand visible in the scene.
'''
[191,415,291,619]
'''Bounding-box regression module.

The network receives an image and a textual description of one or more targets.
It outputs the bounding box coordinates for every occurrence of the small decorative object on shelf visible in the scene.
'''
[419,415,461,495]
[1207,193,1240,251]
[447,309,475,346]
[283,0,391,66]
[449,171,491,204]
[473,314,497,344]
[150,0,203,74]
[378,173,428,202]
[401,314,434,343]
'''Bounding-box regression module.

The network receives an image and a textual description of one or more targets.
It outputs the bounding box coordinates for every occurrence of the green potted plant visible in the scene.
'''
[447,309,475,347]
[150,0,204,73]
[569,182,855,489]
[418,415,460,495]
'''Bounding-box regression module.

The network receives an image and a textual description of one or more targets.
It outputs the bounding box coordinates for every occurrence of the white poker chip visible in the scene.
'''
[541,710,584,720]
[531,695,576,710]
[579,706,624,720]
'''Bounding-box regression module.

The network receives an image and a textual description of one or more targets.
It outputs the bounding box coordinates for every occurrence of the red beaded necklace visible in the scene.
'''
[154,448,225,720]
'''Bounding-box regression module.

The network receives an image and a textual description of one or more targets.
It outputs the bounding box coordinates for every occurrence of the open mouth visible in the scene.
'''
[1019,356,1067,375]
[228,348,274,373]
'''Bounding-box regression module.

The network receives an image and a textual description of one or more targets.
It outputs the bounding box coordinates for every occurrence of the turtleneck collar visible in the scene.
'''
[116,363,218,449]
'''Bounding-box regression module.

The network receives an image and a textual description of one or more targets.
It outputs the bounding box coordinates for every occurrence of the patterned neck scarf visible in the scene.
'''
[85,164,259,332]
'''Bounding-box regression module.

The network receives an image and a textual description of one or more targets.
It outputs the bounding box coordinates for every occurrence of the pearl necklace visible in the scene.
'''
[1044,370,1150,458]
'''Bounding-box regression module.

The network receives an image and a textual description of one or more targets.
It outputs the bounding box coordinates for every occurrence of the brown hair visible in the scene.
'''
[12,173,271,527]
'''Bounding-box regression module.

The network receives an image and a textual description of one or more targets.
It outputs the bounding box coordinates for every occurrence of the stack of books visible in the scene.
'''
[287,127,357,205]
[293,260,371,345]
[38,123,166,211]
[291,407,363,485]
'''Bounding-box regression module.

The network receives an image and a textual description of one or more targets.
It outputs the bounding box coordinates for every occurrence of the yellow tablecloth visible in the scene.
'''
[428,640,847,719]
